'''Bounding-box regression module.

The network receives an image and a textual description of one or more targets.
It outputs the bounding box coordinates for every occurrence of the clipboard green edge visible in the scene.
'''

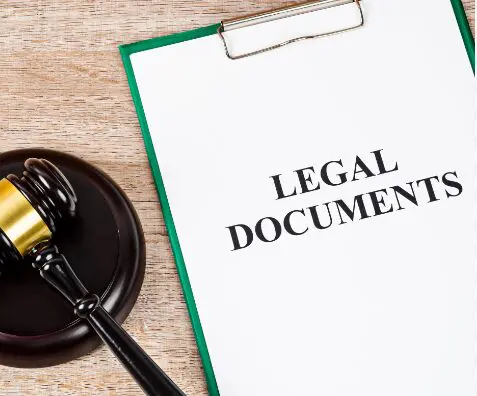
[119,3,474,395]
[120,23,222,396]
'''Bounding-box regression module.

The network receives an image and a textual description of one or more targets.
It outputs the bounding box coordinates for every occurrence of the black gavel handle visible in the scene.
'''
[30,244,186,396]
[88,305,184,396]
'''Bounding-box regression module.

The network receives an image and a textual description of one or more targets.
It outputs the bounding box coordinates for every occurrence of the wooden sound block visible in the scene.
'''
[0,149,146,368]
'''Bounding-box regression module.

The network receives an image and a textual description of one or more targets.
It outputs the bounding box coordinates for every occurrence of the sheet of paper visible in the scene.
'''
[130,0,475,394]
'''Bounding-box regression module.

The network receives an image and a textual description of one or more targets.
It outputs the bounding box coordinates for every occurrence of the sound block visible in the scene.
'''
[0,149,146,368]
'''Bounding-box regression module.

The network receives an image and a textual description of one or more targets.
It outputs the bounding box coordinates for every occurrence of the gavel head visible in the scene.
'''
[0,159,77,270]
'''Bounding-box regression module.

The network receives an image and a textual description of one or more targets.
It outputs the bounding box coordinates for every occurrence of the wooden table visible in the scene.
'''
[0,2,474,395]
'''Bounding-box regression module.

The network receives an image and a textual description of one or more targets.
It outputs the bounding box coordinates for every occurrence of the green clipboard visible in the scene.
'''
[119,2,474,395]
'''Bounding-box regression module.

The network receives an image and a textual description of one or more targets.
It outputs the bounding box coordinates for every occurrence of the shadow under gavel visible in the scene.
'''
[0,158,186,396]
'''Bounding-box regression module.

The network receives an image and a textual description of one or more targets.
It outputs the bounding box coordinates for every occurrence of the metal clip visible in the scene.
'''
[218,0,364,60]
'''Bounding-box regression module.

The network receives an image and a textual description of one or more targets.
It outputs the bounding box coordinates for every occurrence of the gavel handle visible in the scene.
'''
[30,245,186,396]
[87,305,185,396]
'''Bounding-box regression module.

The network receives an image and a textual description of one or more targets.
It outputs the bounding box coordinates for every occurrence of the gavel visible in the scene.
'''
[0,158,186,396]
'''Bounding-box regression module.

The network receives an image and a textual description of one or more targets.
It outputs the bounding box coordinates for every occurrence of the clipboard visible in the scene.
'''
[119,1,475,395]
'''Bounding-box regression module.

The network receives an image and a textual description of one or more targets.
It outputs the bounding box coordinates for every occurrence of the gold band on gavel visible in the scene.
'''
[0,179,52,256]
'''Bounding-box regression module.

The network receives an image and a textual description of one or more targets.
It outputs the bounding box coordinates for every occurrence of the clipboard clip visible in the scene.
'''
[218,0,364,60]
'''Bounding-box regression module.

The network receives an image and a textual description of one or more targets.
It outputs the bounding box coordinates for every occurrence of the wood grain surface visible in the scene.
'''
[0,1,474,395]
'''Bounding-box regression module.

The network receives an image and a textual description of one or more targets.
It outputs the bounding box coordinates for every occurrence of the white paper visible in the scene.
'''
[130,0,476,394]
